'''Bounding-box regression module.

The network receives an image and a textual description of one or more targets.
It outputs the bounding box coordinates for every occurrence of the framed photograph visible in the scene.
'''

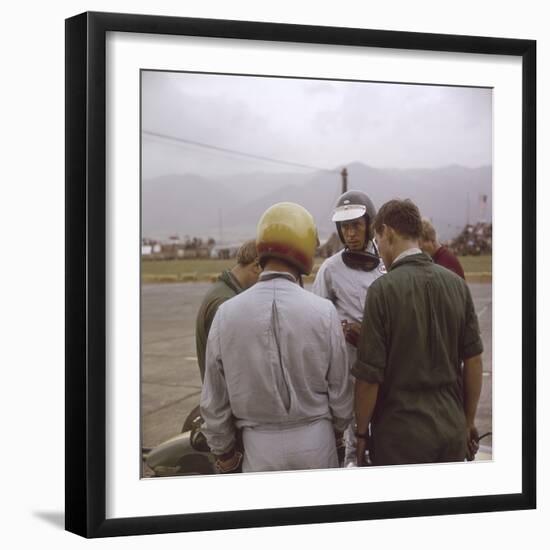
[65,11,536,538]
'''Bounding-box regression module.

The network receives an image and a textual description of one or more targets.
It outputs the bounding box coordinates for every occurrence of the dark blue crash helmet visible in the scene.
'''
[332,190,380,271]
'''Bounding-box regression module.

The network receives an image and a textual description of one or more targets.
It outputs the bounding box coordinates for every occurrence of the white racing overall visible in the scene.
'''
[312,246,385,465]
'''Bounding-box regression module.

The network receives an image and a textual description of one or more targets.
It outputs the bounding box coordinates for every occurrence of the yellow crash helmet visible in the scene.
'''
[256,202,318,275]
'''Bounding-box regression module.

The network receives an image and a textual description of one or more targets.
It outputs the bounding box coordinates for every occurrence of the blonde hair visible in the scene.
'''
[420,218,437,243]
[236,239,259,266]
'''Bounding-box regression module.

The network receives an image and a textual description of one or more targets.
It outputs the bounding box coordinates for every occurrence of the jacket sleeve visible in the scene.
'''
[204,297,229,337]
[200,310,236,455]
[462,284,484,359]
[311,261,335,302]
[352,282,387,384]
[326,305,353,432]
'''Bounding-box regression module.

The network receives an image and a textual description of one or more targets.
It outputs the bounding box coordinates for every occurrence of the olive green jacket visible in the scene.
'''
[195,270,243,381]
[352,253,483,463]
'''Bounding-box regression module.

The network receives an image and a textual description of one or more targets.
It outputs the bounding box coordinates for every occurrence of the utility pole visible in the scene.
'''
[341,167,348,194]
[218,208,224,244]
[479,194,488,224]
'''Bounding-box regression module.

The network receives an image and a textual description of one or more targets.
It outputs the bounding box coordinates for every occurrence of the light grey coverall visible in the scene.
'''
[312,245,385,464]
[200,271,353,472]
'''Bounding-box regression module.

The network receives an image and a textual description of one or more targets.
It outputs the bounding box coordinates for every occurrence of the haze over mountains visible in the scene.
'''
[142,162,492,243]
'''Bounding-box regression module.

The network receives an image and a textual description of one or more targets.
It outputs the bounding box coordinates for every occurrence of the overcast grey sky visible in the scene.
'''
[141,70,492,180]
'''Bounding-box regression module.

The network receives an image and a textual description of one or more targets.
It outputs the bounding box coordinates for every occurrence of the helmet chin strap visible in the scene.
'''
[342,240,381,272]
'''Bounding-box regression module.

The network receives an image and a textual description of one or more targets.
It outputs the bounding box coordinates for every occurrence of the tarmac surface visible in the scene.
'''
[141,281,492,474]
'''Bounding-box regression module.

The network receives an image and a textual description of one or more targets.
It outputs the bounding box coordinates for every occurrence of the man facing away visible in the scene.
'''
[419,218,465,279]
[195,239,261,382]
[200,202,353,474]
[312,190,385,466]
[353,199,484,466]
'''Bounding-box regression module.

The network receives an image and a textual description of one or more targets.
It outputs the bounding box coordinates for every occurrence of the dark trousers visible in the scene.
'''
[371,432,466,466]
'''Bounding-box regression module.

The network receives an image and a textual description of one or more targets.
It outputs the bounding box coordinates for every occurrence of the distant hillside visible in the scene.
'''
[221,171,308,202]
[141,174,234,240]
[142,171,309,240]
[222,163,492,241]
[142,163,492,242]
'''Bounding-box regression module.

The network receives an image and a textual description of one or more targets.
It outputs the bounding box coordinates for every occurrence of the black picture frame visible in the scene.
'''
[65,11,536,538]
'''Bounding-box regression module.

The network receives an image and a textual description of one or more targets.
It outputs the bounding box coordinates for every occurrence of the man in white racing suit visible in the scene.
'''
[312,190,385,466]
[200,202,353,474]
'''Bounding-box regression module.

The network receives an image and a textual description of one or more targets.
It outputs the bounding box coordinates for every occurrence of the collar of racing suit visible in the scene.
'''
[259,271,298,284]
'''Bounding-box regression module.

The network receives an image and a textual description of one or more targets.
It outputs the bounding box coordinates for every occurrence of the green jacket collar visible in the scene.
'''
[389,252,433,272]
[218,269,243,294]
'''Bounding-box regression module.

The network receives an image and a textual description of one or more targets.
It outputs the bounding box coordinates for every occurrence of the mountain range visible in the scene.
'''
[142,162,492,243]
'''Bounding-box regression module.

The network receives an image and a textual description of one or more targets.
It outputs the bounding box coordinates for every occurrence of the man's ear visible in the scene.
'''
[386,226,395,245]
[375,224,386,240]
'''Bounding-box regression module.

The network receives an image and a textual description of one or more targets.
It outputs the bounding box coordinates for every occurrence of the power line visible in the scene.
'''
[142,129,339,174]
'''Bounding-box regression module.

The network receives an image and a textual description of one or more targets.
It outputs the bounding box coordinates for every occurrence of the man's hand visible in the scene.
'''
[335,431,345,465]
[466,425,480,461]
[356,435,368,466]
[354,380,378,466]
[463,354,482,460]
[215,448,243,474]
[343,322,361,347]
